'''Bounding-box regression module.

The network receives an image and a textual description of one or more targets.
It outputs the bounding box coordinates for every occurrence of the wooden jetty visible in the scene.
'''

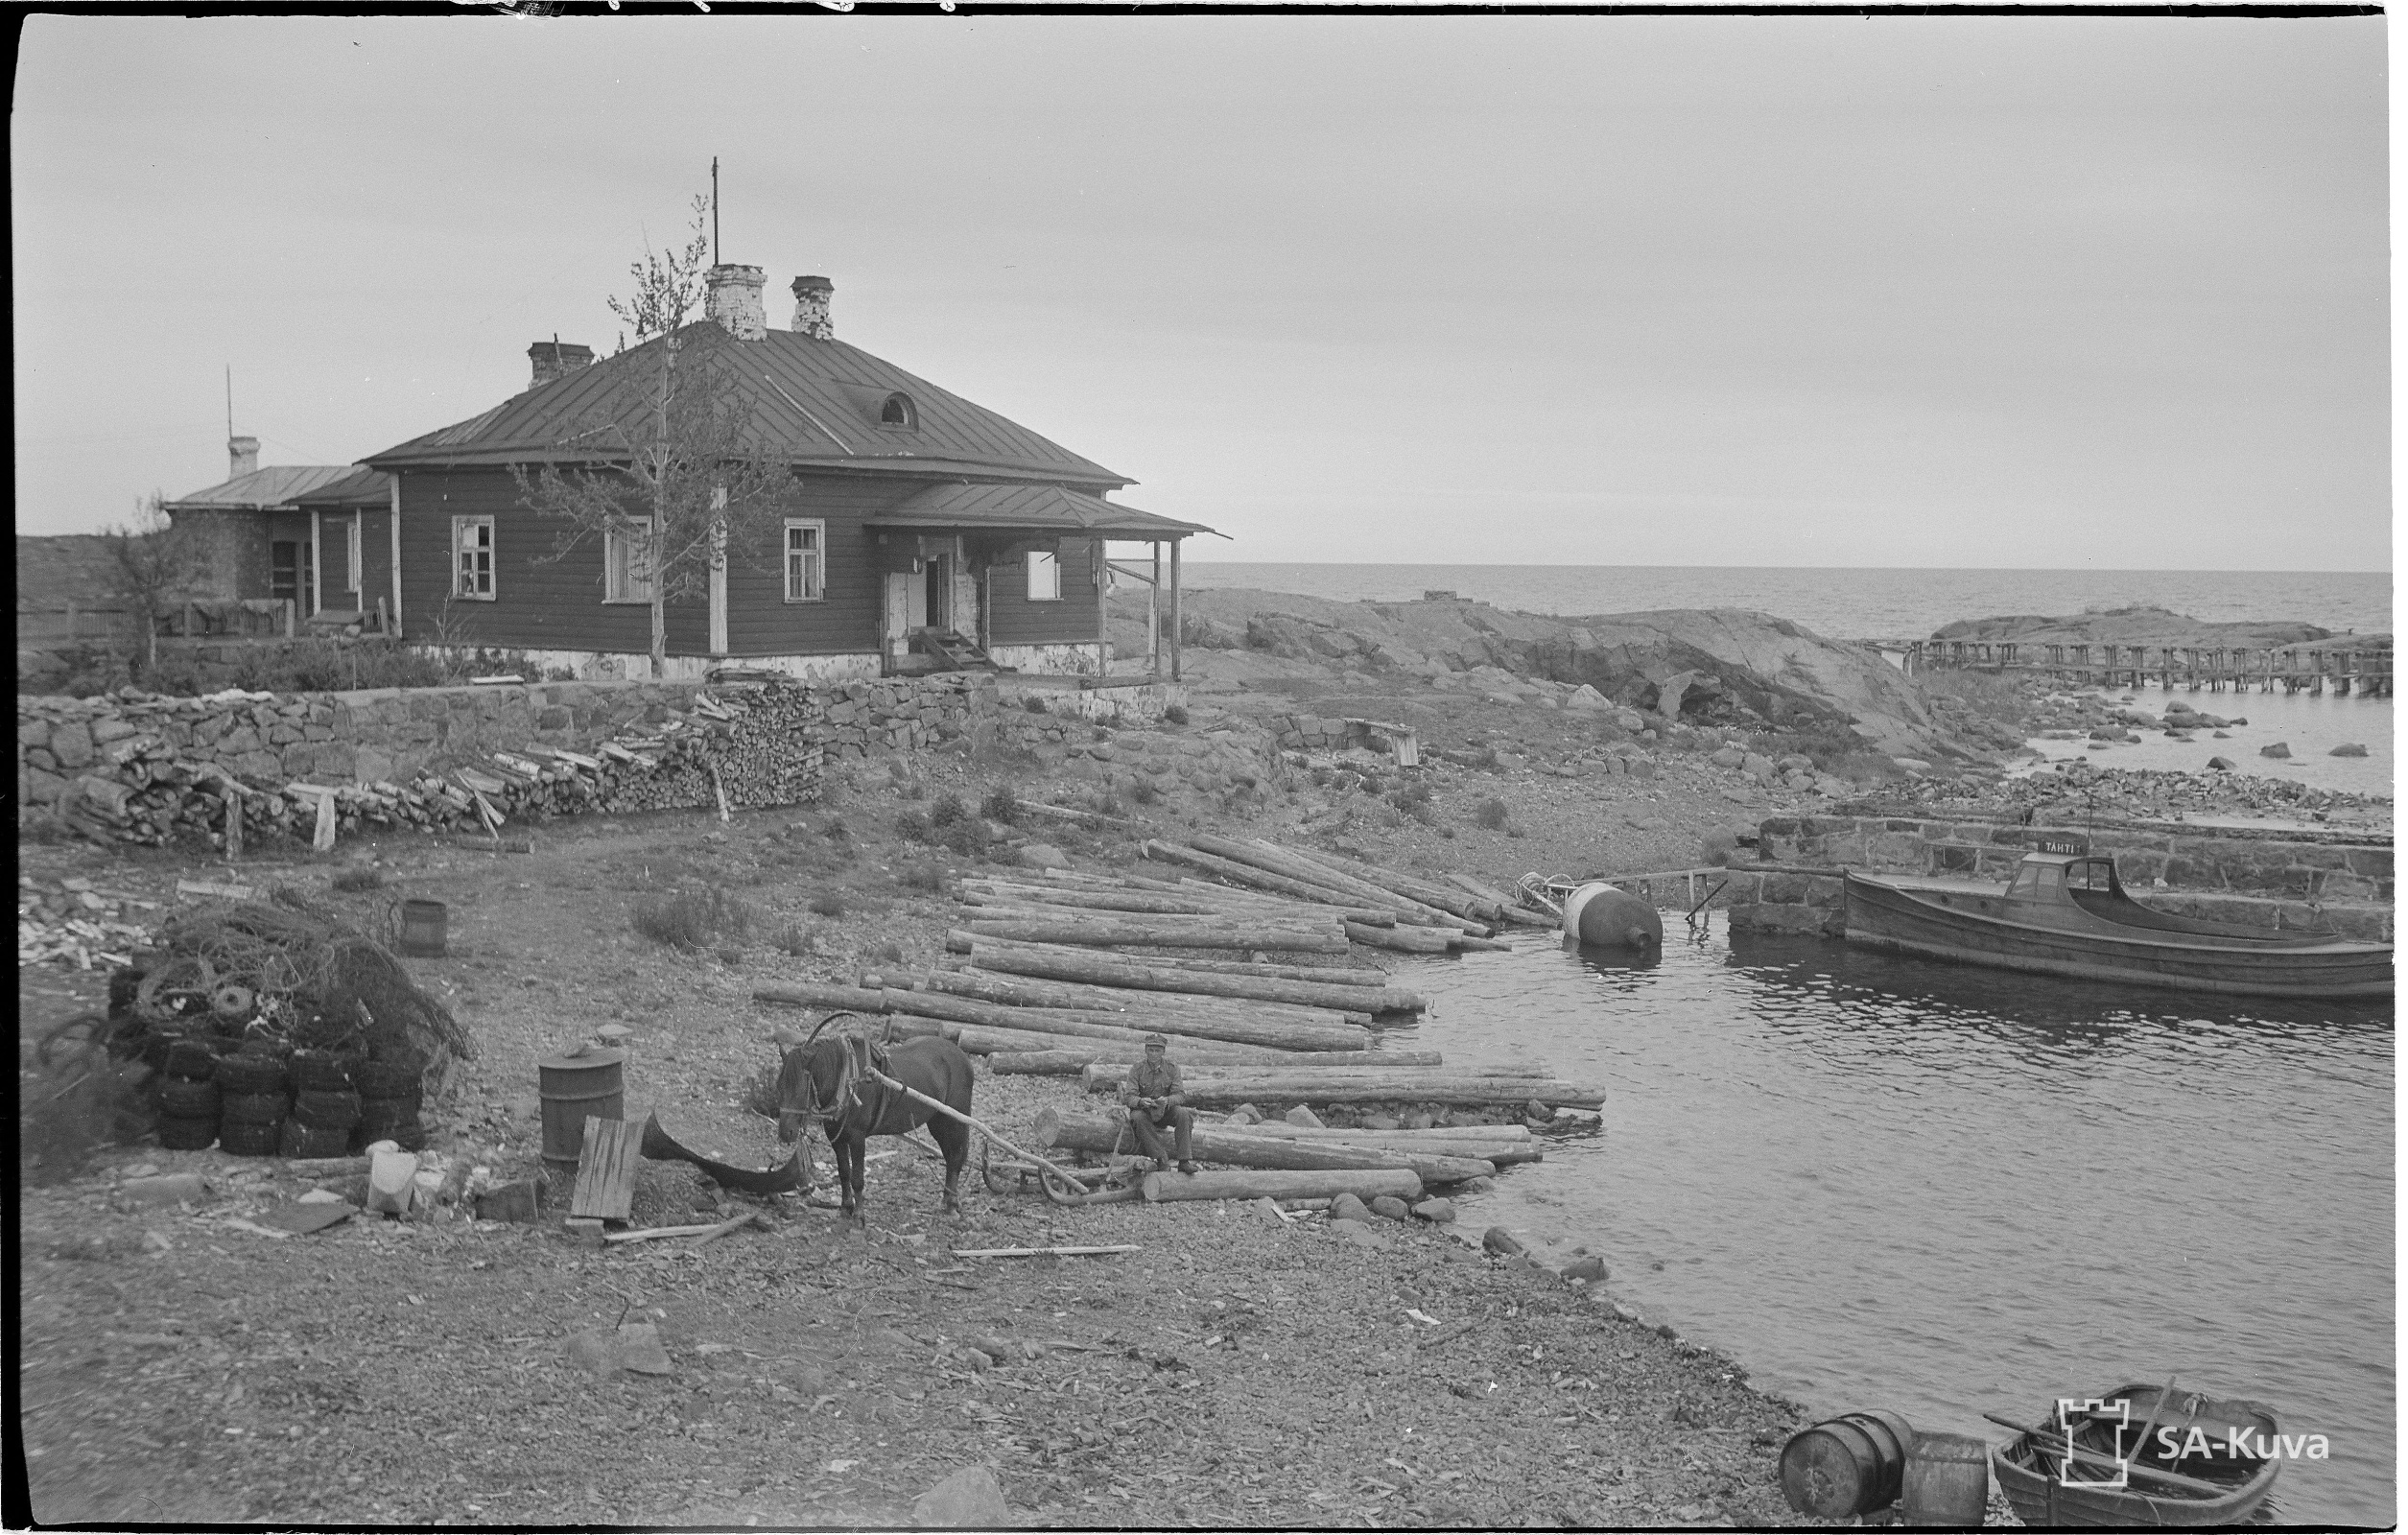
[1871,638,2393,697]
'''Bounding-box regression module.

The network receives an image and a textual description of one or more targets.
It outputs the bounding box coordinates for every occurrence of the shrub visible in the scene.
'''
[330,866,386,892]
[1389,778,1437,825]
[896,863,944,894]
[632,886,755,950]
[773,922,816,956]
[1022,695,1051,714]
[1129,778,1160,807]
[1474,797,1510,831]
[807,892,847,919]
[1163,703,1190,726]
[875,940,907,963]
[980,788,1021,825]
[895,810,933,842]
[929,792,970,829]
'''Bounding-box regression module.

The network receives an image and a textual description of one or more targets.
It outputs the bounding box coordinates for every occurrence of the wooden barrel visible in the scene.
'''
[538,1048,626,1176]
[1778,1410,1916,1518]
[398,899,448,957]
[1900,1430,1990,1526]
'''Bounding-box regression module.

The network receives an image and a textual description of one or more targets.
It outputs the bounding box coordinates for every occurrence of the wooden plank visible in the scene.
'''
[570,1116,642,1220]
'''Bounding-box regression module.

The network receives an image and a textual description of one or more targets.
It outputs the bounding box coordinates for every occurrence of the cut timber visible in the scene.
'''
[992,1047,1444,1075]
[1086,1073,1607,1110]
[880,989,1301,1055]
[1192,835,1487,935]
[1237,1121,1533,1144]
[966,942,1427,1014]
[953,1245,1142,1259]
[569,1116,642,1220]
[1279,845,1502,923]
[1142,1168,1423,1203]
[1037,1109,1494,1184]
[921,970,1371,1050]
[1142,839,1414,916]
[951,932,1398,988]
[958,916,1349,955]
[1345,921,1459,955]
[1012,799,1141,829]
[1161,877,1403,928]
[366,1149,417,1215]
[951,1024,1288,1062]
[956,884,1243,918]
[1225,1129,1543,1166]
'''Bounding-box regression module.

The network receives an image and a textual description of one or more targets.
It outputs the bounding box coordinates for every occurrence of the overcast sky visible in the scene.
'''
[12,13,2391,570]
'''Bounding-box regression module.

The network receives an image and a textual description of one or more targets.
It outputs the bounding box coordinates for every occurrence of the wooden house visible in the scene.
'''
[161,440,393,626]
[359,267,1211,680]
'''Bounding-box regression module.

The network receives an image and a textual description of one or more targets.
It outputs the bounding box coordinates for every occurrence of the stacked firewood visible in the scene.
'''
[47,684,827,850]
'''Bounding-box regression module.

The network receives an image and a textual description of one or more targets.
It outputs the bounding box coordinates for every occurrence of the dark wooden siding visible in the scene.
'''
[358,508,393,623]
[396,468,912,656]
[986,536,1103,646]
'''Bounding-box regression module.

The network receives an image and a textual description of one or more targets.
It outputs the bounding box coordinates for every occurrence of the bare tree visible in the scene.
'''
[513,194,794,678]
[99,493,222,674]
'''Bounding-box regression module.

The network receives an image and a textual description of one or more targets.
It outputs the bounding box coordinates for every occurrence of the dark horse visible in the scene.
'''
[771,1019,974,1216]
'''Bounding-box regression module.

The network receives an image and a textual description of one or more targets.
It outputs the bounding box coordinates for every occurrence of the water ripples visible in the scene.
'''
[1391,921,2394,1525]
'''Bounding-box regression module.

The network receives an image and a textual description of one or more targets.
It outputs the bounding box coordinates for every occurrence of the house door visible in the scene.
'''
[884,571,929,656]
[924,555,950,632]
[320,520,351,612]
[271,542,300,607]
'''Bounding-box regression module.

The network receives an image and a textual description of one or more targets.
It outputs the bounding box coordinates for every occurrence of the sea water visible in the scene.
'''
[1387,922,2395,1525]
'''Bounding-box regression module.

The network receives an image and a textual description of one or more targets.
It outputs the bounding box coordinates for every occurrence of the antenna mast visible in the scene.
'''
[225,366,232,438]
[712,156,720,264]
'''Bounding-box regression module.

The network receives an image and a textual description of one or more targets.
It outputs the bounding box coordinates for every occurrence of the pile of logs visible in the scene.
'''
[51,685,826,851]
[754,836,1604,1202]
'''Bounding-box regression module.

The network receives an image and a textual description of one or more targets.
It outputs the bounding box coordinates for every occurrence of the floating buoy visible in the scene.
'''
[1560,883,1664,951]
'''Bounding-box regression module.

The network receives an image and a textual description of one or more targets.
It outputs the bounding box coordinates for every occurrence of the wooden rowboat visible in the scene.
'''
[1844,848,2392,999]
[1989,1383,2282,1527]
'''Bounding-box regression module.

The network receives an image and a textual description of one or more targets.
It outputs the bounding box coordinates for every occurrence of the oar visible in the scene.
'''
[1981,1413,2236,1498]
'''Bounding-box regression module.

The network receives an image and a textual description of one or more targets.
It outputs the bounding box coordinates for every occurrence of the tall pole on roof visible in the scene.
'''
[712,156,720,264]
[225,366,232,437]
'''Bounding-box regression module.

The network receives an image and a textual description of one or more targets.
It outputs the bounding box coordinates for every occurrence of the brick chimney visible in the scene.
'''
[705,264,767,341]
[227,436,259,480]
[528,339,595,390]
[791,275,834,340]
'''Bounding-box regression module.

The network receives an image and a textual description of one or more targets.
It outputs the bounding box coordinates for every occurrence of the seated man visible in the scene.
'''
[1121,1033,1198,1175]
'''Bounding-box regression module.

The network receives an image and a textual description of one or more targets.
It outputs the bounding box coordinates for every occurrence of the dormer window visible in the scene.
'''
[879,392,918,430]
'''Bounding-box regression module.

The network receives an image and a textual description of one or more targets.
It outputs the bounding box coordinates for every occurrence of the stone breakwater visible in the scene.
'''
[1676,814,2393,941]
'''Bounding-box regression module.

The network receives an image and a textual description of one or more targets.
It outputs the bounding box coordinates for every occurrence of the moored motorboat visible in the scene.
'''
[1988,1383,2282,1527]
[1843,844,2392,999]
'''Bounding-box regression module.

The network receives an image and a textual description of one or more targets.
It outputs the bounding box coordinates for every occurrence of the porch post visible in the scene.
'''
[309,509,321,619]
[1148,540,1162,676]
[1169,536,1182,684]
[389,476,404,640]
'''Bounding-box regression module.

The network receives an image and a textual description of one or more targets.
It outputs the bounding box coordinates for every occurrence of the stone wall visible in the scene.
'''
[16,673,1001,818]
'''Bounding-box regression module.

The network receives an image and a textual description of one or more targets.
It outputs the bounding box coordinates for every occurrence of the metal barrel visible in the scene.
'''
[537,1048,626,1176]
[398,899,448,957]
[1779,1410,1918,1519]
[1560,882,1664,950]
[1900,1430,1991,1526]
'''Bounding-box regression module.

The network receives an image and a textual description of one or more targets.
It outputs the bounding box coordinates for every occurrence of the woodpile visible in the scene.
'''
[756,833,1601,1204]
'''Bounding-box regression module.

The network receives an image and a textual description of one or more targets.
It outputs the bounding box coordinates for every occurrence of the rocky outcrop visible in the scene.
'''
[1929,603,2361,651]
[1119,589,1962,761]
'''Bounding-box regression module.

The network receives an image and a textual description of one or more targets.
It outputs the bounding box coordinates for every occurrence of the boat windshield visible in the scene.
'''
[2008,863,2066,900]
[2066,859,2117,892]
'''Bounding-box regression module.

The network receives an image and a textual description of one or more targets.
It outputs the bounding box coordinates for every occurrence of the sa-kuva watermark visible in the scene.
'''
[2053,1396,2329,1490]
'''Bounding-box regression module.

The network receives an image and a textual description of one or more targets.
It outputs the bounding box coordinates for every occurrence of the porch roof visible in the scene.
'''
[866,483,1216,540]
[291,467,394,510]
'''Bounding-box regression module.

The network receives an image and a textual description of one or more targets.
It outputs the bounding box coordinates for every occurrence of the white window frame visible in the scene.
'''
[603,524,655,603]
[1026,548,1062,602]
[783,518,826,602]
[452,515,495,600]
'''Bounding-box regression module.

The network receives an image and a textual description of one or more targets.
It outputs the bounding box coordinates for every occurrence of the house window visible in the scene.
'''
[1026,549,1062,602]
[784,519,825,602]
[452,515,495,600]
[604,525,654,602]
[879,392,917,429]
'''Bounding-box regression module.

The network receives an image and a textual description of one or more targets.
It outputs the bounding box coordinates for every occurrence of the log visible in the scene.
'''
[1234,1120,1533,1144]
[1142,839,1419,917]
[1224,1128,1543,1166]
[1085,1063,1565,1086]
[880,988,1297,1055]
[752,981,892,1014]
[990,1048,1445,1075]
[958,916,1351,955]
[1085,1073,1607,1110]
[952,933,1398,988]
[953,1245,1142,1259]
[1278,845,1502,922]
[1142,1168,1423,1203]
[966,942,1427,1014]
[921,970,1372,1050]
[951,1024,1288,1061]
[957,883,1255,918]
[1345,921,1458,954]
[1191,835,1487,935]
[1038,1110,1493,1184]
